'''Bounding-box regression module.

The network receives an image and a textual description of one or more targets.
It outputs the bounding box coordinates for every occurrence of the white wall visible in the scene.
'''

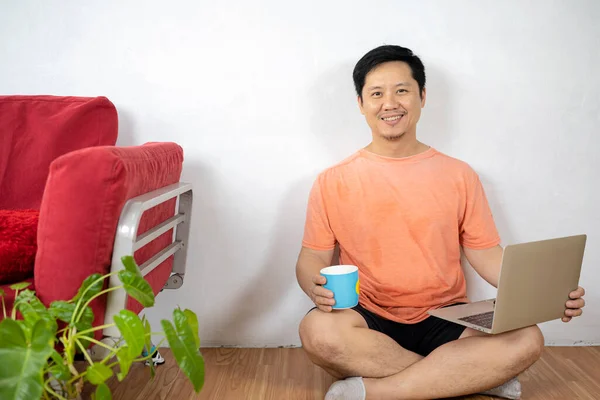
[1,0,598,347]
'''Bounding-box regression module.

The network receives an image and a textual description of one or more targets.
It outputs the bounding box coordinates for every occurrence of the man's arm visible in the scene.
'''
[463,244,504,288]
[295,246,336,312]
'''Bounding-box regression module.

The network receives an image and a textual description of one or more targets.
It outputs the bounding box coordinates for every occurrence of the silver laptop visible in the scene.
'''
[428,234,587,334]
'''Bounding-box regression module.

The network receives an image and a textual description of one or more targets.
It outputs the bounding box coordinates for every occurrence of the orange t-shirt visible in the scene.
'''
[302,147,501,324]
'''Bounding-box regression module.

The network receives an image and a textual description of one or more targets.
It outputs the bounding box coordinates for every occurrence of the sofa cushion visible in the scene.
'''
[0,209,39,284]
[0,95,118,210]
[34,142,183,340]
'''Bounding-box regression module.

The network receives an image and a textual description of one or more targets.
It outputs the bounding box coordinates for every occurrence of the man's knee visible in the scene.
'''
[299,310,346,362]
[510,325,544,368]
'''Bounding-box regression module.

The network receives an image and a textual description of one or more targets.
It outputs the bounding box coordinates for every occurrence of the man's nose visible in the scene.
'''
[382,93,399,110]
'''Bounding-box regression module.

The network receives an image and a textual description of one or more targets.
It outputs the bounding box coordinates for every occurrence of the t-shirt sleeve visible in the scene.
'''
[459,168,501,249]
[301,175,336,251]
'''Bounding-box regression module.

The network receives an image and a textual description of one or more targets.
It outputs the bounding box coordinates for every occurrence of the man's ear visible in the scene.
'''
[357,95,365,115]
[420,88,427,108]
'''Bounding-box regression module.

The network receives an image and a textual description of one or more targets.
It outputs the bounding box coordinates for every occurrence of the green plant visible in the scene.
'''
[0,256,205,400]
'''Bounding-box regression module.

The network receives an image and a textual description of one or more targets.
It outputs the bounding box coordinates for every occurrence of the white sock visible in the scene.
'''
[323,375,519,400]
[480,377,522,399]
[325,377,366,400]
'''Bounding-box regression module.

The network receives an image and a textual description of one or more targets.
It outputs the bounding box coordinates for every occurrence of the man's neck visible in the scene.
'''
[365,133,429,159]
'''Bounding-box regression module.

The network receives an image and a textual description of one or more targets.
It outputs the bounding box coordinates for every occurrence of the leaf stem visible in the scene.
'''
[76,323,116,337]
[1,295,5,319]
[77,286,122,323]
[42,374,61,396]
[99,339,125,365]
[67,370,88,385]
[43,380,67,400]
[11,289,19,319]
[72,272,119,323]
[75,338,94,365]
[83,337,119,353]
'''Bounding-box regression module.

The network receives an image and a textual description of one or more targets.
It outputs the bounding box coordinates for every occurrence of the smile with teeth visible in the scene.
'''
[381,114,404,121]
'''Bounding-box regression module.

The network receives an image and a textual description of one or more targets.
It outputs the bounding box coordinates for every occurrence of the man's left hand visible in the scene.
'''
[563,286,586,322]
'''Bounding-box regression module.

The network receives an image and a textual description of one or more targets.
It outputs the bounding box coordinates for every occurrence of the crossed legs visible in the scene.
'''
[299,308,544,399]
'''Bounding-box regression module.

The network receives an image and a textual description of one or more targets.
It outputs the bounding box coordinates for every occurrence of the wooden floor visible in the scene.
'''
[101,346,600,400]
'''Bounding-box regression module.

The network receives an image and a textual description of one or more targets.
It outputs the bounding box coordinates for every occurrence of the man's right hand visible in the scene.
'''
[295,246,336,311]
[311,274,336,312]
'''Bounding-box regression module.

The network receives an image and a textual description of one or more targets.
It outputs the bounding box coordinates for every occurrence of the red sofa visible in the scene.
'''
[0,95,192,349]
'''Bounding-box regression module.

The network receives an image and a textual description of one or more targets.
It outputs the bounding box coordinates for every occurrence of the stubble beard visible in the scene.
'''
[381,131,405,141]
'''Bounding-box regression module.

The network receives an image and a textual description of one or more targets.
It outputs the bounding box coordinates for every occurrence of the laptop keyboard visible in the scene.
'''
[459,311,494,329]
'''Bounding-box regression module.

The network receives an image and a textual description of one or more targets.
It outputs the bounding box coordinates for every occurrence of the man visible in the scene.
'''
[296,45,586,400]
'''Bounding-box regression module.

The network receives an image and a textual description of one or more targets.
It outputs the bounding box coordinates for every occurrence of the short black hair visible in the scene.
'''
[353,45,426,100]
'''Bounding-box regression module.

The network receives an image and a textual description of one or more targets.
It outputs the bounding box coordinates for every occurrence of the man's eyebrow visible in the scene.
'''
[366,82,410,91]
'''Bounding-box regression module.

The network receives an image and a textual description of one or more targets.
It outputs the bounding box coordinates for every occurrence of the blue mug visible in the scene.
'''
[320,265,360,309]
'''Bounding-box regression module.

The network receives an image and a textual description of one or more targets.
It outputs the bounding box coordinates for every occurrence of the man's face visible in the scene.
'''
[358,61,426,141]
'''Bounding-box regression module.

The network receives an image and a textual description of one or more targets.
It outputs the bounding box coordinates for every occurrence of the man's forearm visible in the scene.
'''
[463,245,504,288]
[295,247,333,298]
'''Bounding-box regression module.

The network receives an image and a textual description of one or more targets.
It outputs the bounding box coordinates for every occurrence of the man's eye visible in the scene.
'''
[372,92,381,97]
[397,89,407,94]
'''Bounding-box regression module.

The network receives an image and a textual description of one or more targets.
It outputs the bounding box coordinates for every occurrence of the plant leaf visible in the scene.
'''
[0,288,5,296]
[30,319,55,348]
[15,290,58,335]
[50,301,94,351]
[173,309,196,349]
[116,347,133,381]
[0,318,26,347]
[117,270,155,307]
[0,319,54,400]
[142,318,155,378]
[86,363,113,385]
[49,301,94,326]
[161,312,205,393]
[49,301,75,323]
[80,306,94,326]
[113,310,145,357]
[183,309,200,349]
[9,282,31,291]
[48,350,71,381]
[11,320,32,346]
[121,255,142,277]
[13,288,35,303]
[93,383,112,400]
[72,273,104,304]
[14,289,39,326]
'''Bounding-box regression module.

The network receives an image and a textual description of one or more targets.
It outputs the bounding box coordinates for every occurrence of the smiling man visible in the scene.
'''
[295,45,586,400]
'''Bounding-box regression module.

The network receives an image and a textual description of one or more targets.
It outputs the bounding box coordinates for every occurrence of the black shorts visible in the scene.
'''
[309,303,466,357]
[353,303,466,356]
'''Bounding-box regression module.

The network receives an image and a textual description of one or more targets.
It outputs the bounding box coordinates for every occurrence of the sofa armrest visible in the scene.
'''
[34,142,184,342]
[103,182,193,337]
